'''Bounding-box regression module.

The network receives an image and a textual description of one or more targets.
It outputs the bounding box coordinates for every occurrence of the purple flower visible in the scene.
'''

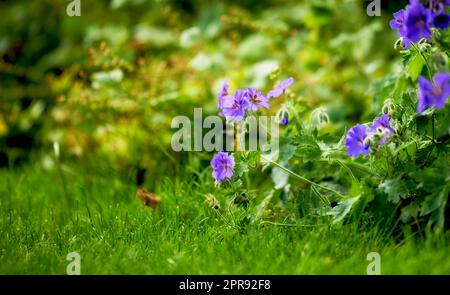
[267,77,295,99]
[433,12,450,28]
[404,1,432,42]
[220,89,250,122]
[391,1,450,47]
[211,152,235,182]
[430,1,450,29]
[390,9,405,31]
[370,114,394,145]
[390,9,413,48]
[246,87,270,111]
[418,72,450,113]
[217,80,229,109]
[345,124,370,157]
[433,12,450,29]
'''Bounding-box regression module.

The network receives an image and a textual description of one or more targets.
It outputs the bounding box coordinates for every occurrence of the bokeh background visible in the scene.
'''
[0,0,407,185]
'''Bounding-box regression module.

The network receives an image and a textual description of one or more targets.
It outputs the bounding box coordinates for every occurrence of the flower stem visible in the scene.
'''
[317,158,378,177]
[432,112,436,142]
[261,155,345,198]
[259,221,318,227]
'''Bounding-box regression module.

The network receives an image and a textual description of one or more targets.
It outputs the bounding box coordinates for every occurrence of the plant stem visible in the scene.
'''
[261,155,345,198]
[319,158,378,177]
[411,42,433,80]
[259,221,318,227]
[432,112,436,142]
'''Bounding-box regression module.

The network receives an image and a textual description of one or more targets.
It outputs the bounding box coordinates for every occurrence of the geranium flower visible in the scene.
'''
[390,9,413,48]
[418,72,450,113]
[220,89,251,122]
[267,77,295,99]
[430,1,450,29]
[246,87,270,111]
[345,124,370,157]
[211,152,235,182]
[217,80,229,109]
[404,0,432,42]
[370,114,394,145]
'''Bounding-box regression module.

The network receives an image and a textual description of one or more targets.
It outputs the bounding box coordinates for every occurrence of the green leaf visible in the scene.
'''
[419,183,449,230]
[327,195,360,224]
[378,176,410,203]
[279,142,297,164]
[400,202,419,223]
[294,135,321,160]
[410,165,449,193]
[420,192,444,217]
[392,74,408,100]
[423,187,449,230]
[234,160,249,178]
[406,52,424,82]
[271,167,289,189]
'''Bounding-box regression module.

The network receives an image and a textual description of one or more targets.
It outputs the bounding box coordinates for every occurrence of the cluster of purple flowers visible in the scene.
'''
[391,2,450,112]
[211,77,295,182]
[390,0,450,48]
[217,78,295,123]
[209,2,450,183]
[345,114,394,157]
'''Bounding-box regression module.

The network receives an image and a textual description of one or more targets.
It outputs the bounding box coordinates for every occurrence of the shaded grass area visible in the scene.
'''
[0,165,449,274]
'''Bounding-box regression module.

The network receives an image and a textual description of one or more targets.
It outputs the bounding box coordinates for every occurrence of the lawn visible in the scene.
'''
[1,163,449,274]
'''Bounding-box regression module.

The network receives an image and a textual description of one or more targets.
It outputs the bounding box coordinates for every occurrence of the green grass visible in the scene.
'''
[1,164,450,274]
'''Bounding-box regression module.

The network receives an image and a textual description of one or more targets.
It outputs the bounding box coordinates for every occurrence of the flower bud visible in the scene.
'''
[394,38,405,50]
[311,107,330,127]
[382,98,395,116]
[275,107,290,126]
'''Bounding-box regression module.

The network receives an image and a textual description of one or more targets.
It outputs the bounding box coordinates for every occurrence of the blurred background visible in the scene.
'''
[0,0,407,186]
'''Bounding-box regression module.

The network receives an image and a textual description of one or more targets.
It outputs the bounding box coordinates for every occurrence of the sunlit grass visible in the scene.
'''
[0,164,449,274]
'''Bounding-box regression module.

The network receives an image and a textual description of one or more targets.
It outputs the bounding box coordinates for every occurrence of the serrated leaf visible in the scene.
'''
[294,135,321,160]
[378,176,409,203]
[234,160,249,178]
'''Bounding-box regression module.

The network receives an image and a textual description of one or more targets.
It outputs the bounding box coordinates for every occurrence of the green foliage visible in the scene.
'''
[1,0,449,275]
[1,0,395,171]
[195,2,450,234]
